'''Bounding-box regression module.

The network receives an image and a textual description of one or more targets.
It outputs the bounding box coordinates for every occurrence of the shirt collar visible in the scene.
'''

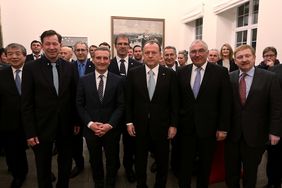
[239,66,255,77]
[77,60,87,65]
[95,70,108,79]
[11,66,23,73]
[145,64,159,75]
[192,61,208,71]
[117,56,129,63]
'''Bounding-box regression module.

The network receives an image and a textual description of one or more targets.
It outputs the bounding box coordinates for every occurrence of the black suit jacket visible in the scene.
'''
[0,67,23,132]
[126,65,178,139]
[76,71,124,138]
[21,56,77,142]
[229,68,282,147]
[109,57,141,76]
[217,58,238,72]
[177,63,232,138]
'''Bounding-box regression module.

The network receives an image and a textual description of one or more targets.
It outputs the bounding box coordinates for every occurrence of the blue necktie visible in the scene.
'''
[193,67,201,98]
[78,63,85,77]
[51,63,59,95]
[15,69,21,95]
[147,70,156,100]
[98,75,104,102]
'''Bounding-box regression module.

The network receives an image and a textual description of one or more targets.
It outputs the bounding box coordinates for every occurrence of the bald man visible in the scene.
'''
[60,46,73,62]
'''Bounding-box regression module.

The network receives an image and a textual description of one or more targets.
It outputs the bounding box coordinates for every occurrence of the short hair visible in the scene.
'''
[143,40,161,52]
[262,46,277,57]
[40,30,62,43]
[164,46,177,54]
[133,45,142,51]
[30,40,42,47]
[89,45,98,49]
[220,43,234,59]
[0,48,5,56]
[98,42,111,49]
[93,47,111,58]
[5,43,27,56]
[234,44,255,57]
[189,40,208,52]
[178,50,189,60]
[74,41,88,50]
[114,34,129,45]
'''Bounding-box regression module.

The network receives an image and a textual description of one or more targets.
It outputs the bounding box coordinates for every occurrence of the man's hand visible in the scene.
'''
[168,127,177,139]
[127,124,136,137]
[27,137,40,147]
[269,134,280,145]
[216,131,227,141]
[95,123,112,137]
[265,59,275,67]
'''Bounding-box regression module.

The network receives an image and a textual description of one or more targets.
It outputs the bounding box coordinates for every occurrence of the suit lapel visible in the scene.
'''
[140,65,151,101]
[152,66,166,101]
[39,61,57,95]
[103,72,114,104]
[245,68,258,105]
[8,67,20,95]
[85,61,95,74]
[58,61,66,96]
[185,65,194,97]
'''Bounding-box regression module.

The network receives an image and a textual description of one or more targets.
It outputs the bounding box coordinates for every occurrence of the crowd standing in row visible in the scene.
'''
[0,29,282,188]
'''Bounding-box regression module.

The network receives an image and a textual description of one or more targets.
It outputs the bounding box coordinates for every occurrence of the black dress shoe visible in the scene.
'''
[125,168,136,183]
[150,161,157,173]
[11,178,25,188]
[69,166,84,178]
[51,172,56,182]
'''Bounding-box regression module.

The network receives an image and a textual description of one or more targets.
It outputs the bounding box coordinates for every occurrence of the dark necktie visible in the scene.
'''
[239,73,247,105]
[120,59,126,76]
[192,67,201,98]
[51,63,59,95]
[15,69,21,95]
[98,75,104,102]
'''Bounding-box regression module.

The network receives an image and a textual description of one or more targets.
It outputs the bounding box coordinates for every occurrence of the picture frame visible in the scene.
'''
[111,16,165,57]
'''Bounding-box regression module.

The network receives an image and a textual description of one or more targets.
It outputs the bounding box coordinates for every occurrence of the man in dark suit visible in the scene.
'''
[225,44,282,188]
[76,47,124,188]
[163,46,178,71]
[69,41,95,178]
[177,40,232,188]
[22,30,76,188]
[0,43,28,188]
[126,40,178,188]
[108,34,141,182]
[25,40,42,63]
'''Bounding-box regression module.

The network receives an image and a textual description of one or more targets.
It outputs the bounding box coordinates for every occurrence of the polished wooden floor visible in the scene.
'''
[0,140,268,188]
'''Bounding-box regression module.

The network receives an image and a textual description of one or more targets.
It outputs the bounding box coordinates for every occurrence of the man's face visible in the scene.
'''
[189,42,208,67]
[31,42,42,54]
[6,47,26,69]
[235,48,255,72]
[128,48,133,58]
[89,46,97,58]
[208,50,219,63]
[60,47,73,62]
[133,46,142,61]
[42,35,61,62]
[263,50,277,65]
[143,43,161,69]
[115,37,129,58]
[164,48,177,67]
[93,50,110,74]
[74,43,88,62]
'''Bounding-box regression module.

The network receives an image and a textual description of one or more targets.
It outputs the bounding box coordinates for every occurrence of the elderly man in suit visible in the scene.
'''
[126,40,178,188]
[177,40,232,188]
[76,47,124,188]
[225,44,282,188]
[22,30,77,188]
[0,43,28,188]
[108,34,141,182]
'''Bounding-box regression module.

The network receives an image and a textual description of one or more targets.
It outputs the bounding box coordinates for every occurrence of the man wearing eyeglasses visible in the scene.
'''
[70,41,95,178]
[257,46,280,70]
[177,40,232,188]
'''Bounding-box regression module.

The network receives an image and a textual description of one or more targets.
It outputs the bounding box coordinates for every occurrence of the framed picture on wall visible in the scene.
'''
[111,16,165,57]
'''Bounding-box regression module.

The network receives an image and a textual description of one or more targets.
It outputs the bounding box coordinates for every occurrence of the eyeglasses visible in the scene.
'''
[75,49,87,52]
[190,49,207,55]
[263,54,276,58]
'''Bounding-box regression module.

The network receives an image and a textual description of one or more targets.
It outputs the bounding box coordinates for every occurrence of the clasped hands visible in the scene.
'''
[89,122,112,137]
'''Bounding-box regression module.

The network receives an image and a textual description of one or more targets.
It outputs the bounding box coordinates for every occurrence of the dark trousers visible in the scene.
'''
[266,141,282,186]
[178,134,216,188]
[71,127,84,168]
[135,132,169,188]
[85,129,119,188]
[225,138,265,188]
[170,134,180,175]
[122,126,136,170]
[0,131,28,179]
[33,138,72,188]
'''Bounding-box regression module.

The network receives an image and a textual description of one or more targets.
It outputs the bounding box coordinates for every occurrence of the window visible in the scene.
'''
[195,18,203,40]
[235,0,259,49]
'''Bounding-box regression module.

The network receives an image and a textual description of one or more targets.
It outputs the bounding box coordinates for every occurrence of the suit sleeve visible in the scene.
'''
[21,64,37,139]
[125,70,134,124]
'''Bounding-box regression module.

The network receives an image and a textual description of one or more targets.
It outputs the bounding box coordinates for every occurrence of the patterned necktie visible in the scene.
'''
[15,69,21,95]
[78,63,85,77]
[192,67,201,98]
[98,75,104,102]
[147,70,156,100]
[239,73,247,105]
[51,63,59,95]
[120,59,126,76]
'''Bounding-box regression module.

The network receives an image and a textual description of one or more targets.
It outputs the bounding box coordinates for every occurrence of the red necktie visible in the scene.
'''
[239,73,247,105]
